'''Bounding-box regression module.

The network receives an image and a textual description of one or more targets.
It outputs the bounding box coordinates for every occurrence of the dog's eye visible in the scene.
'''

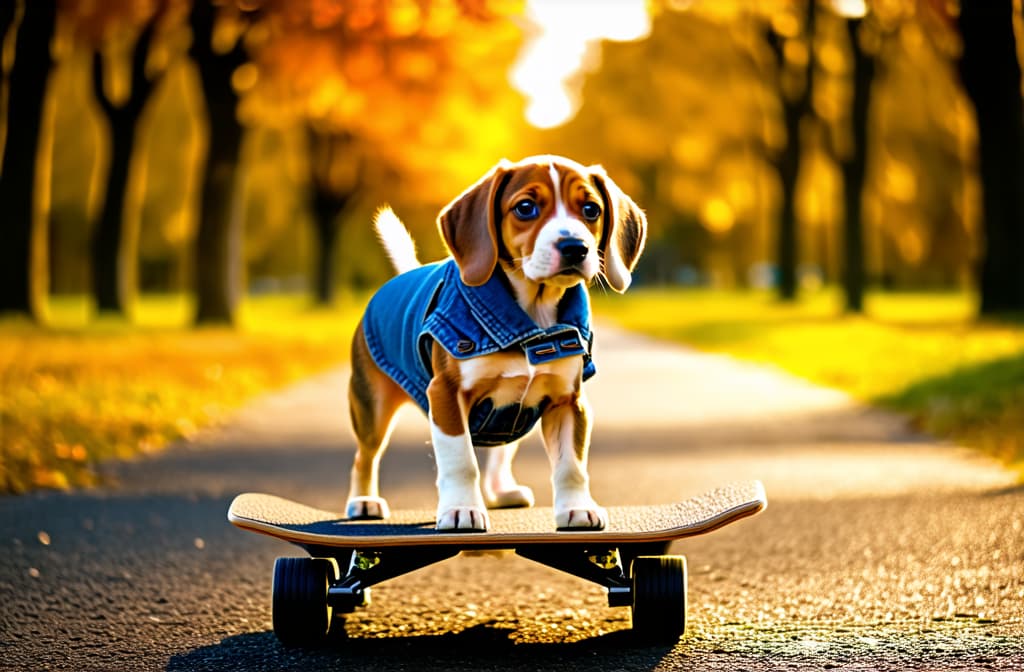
[513,199,540,221]
[581,202,602,222]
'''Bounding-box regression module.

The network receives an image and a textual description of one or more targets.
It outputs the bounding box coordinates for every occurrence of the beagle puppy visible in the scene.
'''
[346,155,647,531]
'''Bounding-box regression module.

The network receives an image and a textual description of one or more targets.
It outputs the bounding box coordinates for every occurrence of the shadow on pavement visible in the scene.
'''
[166,625,674,671]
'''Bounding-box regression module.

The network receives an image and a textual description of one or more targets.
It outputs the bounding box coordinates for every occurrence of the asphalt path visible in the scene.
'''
[2,325,1022,671]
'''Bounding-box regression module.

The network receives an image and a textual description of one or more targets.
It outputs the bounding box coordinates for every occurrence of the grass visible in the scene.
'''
[594,288,1024,475]
[0,293,364,494]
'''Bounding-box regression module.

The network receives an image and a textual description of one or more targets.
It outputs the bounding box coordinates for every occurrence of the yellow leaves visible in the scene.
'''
[33,469,71,491]
[671,134,715,171]
[816,40,846,74]
[797,149,841,229]
[883,158,917,203]
[0,294,362,494]
[33,373,61,395]
[702,198,735,235]
[386,0,424,37]
[784,39,810,70]
[310,77,360,121]
[422,0,459,37]
[203,363,223,382]
[231,62,259,93]
[212,8,246,55]
[771,12,801,39]
[162,210,191,245]
[54,443,89,462]
[605,115,666,163]
[668,175,702,212]
[726,177,756,217]
[175,417,197,440]
[897,227,925,265]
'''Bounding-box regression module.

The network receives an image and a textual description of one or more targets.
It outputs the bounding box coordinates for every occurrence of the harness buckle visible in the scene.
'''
[522,328,587,365]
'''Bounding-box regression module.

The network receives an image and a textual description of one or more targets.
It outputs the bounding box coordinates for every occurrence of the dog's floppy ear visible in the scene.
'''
[437,159,512,286]
[590,166,647,293]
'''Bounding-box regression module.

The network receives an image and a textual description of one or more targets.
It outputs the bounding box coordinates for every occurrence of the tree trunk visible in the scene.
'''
[311,205,342,305]
[193,95,245,324]
[89,16,162,316]
[90,116,137,314]
[306,126,361,306]
[775,97,803,301]
[838,18,874,314]
[189,0,248,325]
[958,0,1024,314]
[767,0,815,301]
[0,0,56,319]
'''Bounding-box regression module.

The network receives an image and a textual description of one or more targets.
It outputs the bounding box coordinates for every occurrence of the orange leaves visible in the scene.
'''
[54,443,89,461]
[231,0,530,211]
[255,0,510,38]
[246,0,521,131]
[309,0,346,29]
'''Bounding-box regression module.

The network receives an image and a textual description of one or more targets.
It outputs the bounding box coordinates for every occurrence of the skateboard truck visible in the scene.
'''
[516,543,669,607]
[315,541,668,615]
[324,547,459,612]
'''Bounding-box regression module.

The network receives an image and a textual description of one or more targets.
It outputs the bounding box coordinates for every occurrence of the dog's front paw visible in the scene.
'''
[346,496,390,520]
[483,484,535,509]
[436,506,490,531]
[555,505,608,530]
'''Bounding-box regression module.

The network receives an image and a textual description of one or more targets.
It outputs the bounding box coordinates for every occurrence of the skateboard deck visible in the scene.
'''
[228,480,766,548]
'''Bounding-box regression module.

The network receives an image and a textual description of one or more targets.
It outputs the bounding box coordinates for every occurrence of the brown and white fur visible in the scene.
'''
[346,155,647,531]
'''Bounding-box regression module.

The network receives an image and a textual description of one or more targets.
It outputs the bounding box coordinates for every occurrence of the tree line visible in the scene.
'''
[1,0,1022,325]
[0,0,519,325]
[550,0,1023,315]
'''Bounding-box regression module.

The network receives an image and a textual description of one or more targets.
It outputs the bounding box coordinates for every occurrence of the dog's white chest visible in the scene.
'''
[458,352,581,409]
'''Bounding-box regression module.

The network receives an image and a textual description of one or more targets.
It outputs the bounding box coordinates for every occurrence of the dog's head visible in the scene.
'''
[437,155,647,293]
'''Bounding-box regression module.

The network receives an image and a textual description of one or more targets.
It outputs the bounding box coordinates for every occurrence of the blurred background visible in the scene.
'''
[1,0,1022,493]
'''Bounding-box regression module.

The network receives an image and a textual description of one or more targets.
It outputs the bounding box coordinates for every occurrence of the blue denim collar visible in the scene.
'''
[454,265,592,350]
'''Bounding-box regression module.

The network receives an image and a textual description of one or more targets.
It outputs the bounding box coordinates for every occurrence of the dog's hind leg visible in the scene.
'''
[482,442,535,509]
[346,328,406,520]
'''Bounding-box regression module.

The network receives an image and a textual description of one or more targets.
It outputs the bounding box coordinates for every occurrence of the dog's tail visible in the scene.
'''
[373,205,420,275]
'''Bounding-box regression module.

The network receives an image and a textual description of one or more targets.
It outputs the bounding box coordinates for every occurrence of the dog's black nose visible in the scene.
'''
[557,238,589,266]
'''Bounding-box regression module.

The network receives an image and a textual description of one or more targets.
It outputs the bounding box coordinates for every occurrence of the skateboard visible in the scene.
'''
[227,480,766,646]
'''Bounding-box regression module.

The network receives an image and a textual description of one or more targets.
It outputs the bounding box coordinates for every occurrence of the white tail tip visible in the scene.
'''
[373,205,420,275]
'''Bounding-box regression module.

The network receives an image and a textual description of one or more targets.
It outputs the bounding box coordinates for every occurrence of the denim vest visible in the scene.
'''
[362,259,596,446]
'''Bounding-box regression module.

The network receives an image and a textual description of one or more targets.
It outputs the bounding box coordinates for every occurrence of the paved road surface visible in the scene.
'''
[2,325,1022,671]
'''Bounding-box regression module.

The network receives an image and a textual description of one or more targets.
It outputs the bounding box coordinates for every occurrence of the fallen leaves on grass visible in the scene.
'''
[0,296,362,494]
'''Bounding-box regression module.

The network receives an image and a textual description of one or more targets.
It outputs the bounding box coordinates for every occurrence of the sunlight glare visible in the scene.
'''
[510,0,650,129]
[830,0,868,19]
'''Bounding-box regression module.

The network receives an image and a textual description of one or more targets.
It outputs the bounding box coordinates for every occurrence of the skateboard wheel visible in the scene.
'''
[630,555,687,643]
[272,557,339,647]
